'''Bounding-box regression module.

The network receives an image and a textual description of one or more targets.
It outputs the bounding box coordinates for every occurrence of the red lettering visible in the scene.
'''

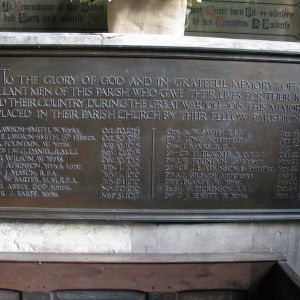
[207,6,215,15]
[216,16,224,27]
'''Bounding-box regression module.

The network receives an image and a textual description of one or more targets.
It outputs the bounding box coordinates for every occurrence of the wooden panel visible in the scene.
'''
[0,252,285,264]
[0,290,20,300]
[253,261,300,300]
[148,293,176,300]
[0,262,252,293]
[179,291,248,300]
[53,291,145,300]
[22,292,51,300]
[248,261,274,294]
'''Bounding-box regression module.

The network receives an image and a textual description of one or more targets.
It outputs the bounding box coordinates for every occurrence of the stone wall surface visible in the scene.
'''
[131,223,300,276]
[0,222,131,253]
[0,222,299,276]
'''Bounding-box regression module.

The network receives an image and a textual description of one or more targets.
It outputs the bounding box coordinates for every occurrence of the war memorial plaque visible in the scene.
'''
[0,48,299,221]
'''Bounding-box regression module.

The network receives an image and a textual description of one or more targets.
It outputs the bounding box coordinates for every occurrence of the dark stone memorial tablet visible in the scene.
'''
[0,48,299,221]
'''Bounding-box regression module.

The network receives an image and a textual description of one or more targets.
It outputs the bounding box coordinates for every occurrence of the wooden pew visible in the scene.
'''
[0,253,299,300]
